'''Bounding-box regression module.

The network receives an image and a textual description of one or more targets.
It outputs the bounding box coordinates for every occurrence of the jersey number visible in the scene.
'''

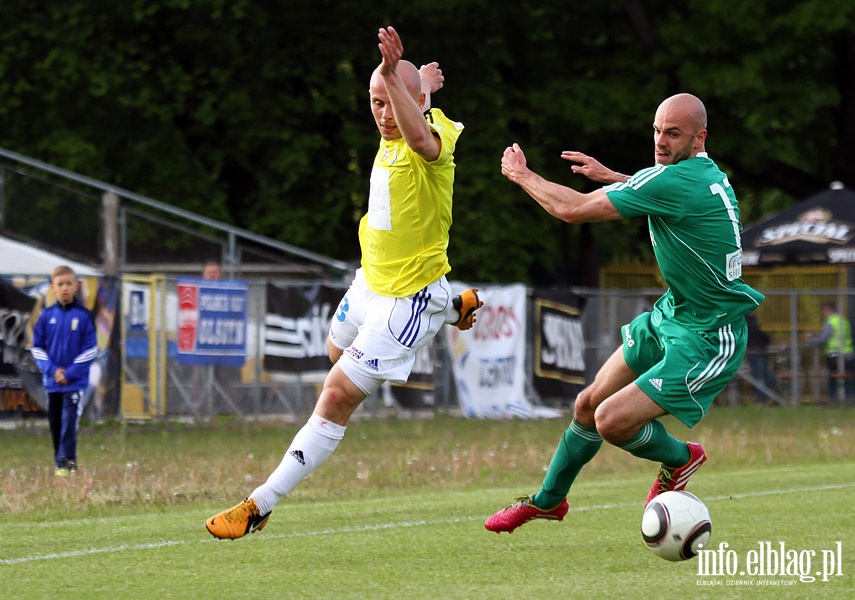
[710,177,742,281]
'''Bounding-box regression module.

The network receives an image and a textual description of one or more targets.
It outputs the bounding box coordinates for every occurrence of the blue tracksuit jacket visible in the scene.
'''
[31,298,98,393]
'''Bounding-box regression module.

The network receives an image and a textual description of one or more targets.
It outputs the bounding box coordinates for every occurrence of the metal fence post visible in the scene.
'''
[789,290,800,406]
[102,192,119,276]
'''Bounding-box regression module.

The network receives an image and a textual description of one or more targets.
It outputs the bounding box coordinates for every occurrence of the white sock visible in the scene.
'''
[250,413,346,514]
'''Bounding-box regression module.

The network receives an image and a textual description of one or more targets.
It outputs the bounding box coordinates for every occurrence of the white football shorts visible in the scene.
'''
[328,268,453,395]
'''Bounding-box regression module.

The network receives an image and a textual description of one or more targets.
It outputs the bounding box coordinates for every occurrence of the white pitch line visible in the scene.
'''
[2,481,853,566]
[0,541,183,565]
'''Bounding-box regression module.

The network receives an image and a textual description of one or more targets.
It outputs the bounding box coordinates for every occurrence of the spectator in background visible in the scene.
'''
[30,265,98,476]
[745,313,778,405]
[202,260,222,280]
[806,301,855,403]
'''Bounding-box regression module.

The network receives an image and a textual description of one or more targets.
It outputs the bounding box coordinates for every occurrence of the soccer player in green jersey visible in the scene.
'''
[486,93,765,533]
[206,26,482,540]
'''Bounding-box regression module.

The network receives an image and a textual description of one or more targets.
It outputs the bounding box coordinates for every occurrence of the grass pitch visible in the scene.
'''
[1,406,853,599]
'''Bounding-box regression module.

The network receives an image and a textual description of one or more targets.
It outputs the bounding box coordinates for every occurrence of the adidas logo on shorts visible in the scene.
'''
[649,378,663,391]
[364,358,379,371]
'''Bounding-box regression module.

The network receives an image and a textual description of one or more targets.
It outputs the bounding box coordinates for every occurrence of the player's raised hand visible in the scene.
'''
[561,150,620,184]
[377,26,404,74]
[419,62,444,94]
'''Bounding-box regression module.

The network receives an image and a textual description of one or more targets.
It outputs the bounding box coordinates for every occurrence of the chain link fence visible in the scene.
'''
[102,278,855,424]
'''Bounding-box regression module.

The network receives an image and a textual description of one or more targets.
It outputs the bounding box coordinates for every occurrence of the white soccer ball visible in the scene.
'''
[641,491,712,561]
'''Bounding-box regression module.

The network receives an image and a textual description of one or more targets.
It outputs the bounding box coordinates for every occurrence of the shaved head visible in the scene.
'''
[370,59,422,99]
[369,59,427,140]
[658,93,707,133]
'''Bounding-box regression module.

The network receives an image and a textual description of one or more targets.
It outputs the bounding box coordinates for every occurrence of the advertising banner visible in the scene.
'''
[175,278,248,366]
[263,283,344,373]
[531,288,587,400]
[446,283,532,418]
[0,279,44,414]
[124,284,150,359]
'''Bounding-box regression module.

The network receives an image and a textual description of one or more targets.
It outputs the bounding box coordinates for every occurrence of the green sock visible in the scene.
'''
[617,419,690,467]
[533,420,603,509]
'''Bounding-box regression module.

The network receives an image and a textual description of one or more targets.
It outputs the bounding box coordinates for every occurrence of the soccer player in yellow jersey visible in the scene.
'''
[206,26,482,539]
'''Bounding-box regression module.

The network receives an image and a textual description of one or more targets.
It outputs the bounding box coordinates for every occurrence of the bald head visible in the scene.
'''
[652,93,708,165]
[369,59,426,141]
[370,59,422,99]
[658,93,707,132]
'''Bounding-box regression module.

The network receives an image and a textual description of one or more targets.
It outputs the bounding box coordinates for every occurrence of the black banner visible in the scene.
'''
[263,283,345,373]
[0,279,44,415]
[532,288,587,400]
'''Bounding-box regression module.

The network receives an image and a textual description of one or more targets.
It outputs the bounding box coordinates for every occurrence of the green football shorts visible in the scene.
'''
[622,311,748,428]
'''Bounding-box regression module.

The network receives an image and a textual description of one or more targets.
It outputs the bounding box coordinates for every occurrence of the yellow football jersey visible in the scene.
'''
[359,108,464,297]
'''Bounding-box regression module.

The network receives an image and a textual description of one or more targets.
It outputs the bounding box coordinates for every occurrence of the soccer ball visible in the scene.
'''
[641,491,712,561]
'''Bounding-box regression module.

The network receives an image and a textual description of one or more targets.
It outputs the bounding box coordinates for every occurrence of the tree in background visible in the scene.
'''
[0,0,852,285]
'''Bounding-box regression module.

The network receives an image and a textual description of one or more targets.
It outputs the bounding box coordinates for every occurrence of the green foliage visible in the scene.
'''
[0,1,853,282]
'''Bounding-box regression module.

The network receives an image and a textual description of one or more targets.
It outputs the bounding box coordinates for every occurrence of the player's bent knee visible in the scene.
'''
[595,421,624,445]
[317,381,366,425]
[592,405,633,444]
[573,389,598,423]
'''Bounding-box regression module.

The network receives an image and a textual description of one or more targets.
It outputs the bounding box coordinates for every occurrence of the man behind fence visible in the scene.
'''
[806,301,855,402]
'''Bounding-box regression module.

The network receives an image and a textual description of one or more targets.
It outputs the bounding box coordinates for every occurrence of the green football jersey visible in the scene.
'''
[605,153,765,330]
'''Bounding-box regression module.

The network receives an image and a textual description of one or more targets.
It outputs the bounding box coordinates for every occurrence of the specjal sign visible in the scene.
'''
[755,208,855,247]
[757,208,855,246]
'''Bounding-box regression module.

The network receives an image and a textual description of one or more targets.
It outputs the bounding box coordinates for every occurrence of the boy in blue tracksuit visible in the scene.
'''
[31,265,98,475]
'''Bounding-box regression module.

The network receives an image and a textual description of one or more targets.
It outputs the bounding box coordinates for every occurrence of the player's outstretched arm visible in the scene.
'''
[502,144,620,224]
[561,151,629,184]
